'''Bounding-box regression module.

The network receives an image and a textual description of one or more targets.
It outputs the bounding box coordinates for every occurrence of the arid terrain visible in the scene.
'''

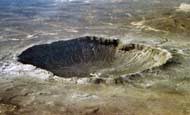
[0,0,190,114]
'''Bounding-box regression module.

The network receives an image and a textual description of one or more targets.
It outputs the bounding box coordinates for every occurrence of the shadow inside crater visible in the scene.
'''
[18,36,120,78]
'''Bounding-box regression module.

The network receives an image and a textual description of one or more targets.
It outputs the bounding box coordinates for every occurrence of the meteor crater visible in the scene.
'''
[17,36,172,79]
